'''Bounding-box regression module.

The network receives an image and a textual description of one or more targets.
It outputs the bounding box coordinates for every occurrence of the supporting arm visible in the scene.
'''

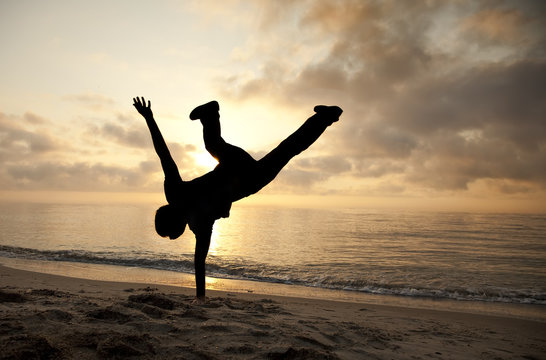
[191,218,214,302]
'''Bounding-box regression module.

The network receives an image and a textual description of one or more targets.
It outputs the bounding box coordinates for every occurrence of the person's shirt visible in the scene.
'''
[164,167,232,221]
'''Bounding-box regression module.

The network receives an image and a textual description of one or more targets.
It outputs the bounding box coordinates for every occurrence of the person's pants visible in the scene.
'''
[200,112,334,201]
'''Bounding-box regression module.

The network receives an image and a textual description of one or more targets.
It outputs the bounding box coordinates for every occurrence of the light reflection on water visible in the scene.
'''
[1,202,545,305]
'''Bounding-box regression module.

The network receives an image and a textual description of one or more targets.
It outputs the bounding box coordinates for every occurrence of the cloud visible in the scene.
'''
[386,60,546,148]
[95,121,149,149]
[0,112,62,161]
[294,155,352,174]
[3,161,153,191]
[353,159,405,178]
[272,155,351,189]
[460,3,546,49]
[23,112,48,124]
[273,168,326,189]
[214,0,546,195]
[166,142,203,179]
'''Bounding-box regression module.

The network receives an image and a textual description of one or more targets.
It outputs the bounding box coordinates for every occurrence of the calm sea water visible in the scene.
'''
[0,202,545,306]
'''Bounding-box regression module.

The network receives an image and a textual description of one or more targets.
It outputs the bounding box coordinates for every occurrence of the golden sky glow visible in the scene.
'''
[1,0,545,212]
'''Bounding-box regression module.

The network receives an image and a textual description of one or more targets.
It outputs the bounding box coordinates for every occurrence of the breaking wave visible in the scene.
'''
[1,245,544,305]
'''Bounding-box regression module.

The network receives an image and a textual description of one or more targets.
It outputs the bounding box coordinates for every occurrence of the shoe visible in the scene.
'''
[189,101,220,120]
[314,105,343,122]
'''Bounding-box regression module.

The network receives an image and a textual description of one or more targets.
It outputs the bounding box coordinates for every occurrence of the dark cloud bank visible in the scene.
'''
[219,0,546,195]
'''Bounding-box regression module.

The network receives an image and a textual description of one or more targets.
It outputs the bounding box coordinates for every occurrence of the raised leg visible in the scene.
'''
[236,105,342,199]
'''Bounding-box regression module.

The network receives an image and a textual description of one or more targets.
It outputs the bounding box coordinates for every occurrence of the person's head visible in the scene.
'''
[155,204,187,239]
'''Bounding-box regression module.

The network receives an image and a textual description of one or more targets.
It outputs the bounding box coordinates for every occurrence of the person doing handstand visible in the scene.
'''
[133,97,342,302]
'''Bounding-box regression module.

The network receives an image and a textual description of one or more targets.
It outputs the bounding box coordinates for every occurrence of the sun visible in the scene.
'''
[194,151,219,169]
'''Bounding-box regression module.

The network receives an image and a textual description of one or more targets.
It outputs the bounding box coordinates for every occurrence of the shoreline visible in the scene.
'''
[1,263,545,359]
[2,256,545,322]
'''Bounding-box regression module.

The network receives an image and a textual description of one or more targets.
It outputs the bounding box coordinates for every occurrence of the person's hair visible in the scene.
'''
[155,204,186,239]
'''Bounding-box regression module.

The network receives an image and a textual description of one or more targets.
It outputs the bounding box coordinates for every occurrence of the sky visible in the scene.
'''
[1,0,545,212]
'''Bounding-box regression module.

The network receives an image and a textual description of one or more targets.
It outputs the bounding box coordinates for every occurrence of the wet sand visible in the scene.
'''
[1,264,545,359]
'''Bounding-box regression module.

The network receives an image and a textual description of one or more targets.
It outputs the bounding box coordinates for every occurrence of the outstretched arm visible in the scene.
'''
[133,97,179,178]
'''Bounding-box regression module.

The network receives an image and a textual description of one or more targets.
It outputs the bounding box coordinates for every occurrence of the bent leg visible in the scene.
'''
[192,101,255,166]
[200,117,225,161]
[202,118,255,167]
[190,100,225,161]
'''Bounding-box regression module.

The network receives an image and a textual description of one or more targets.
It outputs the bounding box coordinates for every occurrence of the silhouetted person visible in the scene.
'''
[133,97,342,302]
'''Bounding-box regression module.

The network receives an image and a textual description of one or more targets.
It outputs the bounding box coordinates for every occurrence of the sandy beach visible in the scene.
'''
[0,264,544,359]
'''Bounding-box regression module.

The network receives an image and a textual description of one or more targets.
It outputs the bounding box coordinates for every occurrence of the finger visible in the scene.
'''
[141,96,145,105]
[147,100,151,108]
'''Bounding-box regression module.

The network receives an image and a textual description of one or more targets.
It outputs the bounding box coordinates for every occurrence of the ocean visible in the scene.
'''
[1,201,545,317]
